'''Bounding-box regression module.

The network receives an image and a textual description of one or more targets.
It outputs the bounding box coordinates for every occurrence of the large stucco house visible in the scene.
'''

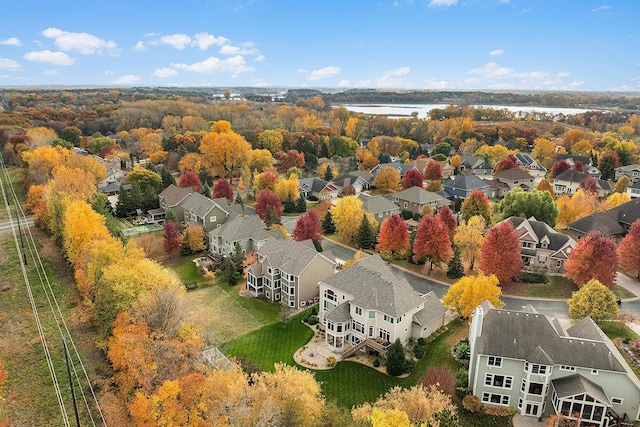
[246,238,337,308]
[469,301,640,425]
[208,215,283,255]
[318,254,447,358]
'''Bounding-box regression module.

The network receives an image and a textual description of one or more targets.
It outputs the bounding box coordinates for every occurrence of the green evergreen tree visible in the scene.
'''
[447,246,465,279]
[264,205,282,226]
[296,196,307,213]
[235,191,246,214]
[92,194,123,239]
[357,214,375,250]
[115,185,131,217]
[325,165,334,181]
[283,197,297,213]
[160,165,176,188]
[201,181,211,198]
[322,210,336,234]
[165,209,177,222]
[385,339,408,376]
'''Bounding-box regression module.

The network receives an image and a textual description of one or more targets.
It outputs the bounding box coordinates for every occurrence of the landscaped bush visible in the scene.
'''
[307,315,319,325]
[326,356,337,367]
[307,195,319,202]
[413,346,425,359]
[417,337,426,346]
[483,405,515,417]
[372,358,380,367]
[455,368,469,388]
[184,281,198,291]
[462,395,481,413]
[401,209,413,220]
[521,270,548,283]
[413,212,421,221]
[454,339,471,361]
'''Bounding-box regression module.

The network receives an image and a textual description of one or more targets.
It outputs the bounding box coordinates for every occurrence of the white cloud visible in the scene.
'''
[43,69,57,75]
[591,5,611,12]
[113,75,141,85]
[171,55,253,76]
[255,54,265,62]
[338,80,350,87]
[152,67,179,78]
[466,62,582,89]
[193,32,228,50]
[134,41,146,51]
[299,66,341,81]
[355,67,412,88]
[424,78,455,89]
[160,34,192,50]
[41,27,117,55]
[469,62,515,79]
[0,58,21,71]
[104,70,115,75]
[219,42,259,56]
[569,80,585,87]
[24,50,74,66]
[489,49,504,57]
[428,0,457,7]
[0,37,21,46]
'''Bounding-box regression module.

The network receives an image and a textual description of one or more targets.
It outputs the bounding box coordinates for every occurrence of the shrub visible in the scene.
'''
[404,357,416,374]
[307,315,319,325]
[184,281,198,291]
[413,212,422,221]
[462,395,481,413]
[413,347,425,359]
[312,305,319,315]
[417,337,426,346]
[307,195,319,202]
[385,339,407,376]
[520,270,548,283]
[454,339,471,360]
[326,356,337,367]
[419,366,455,397]
[455,369,469,388]
[483,405,515,417]
[372,358,380,367]
[401,209,413,220]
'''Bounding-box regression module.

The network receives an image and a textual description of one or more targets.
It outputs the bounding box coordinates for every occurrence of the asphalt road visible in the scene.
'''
[0,218,34,234]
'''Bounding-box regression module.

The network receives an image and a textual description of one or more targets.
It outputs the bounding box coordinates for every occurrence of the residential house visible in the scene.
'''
[552,169,611,198]
[299,177,340,201]
[357,193,400,222]
[567,197,640,240]
[443,174,490,199]
[410,158,455,178]
[246,238,337,308]
[182,193,236,232]
[615,165,640,183]
[459,155,493,176]
[318,254,447,357]
[370,162,419,179]
[502,216,576,272]
[158,184,193,222]
[484,169,536,198]
[513,153,547,180]
[627,181,640,198]
[332,173,370,194]
[555,154,601,179]
[392,186,450,215]
[469,301,640,424]
[208,215,283,256]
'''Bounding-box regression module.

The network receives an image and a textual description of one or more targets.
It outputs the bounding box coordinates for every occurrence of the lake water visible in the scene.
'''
[339,103,593,119]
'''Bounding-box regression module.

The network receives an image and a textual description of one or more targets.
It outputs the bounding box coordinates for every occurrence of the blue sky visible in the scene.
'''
[0,0,638,91]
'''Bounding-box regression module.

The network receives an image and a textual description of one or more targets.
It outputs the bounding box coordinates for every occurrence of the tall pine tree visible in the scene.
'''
[357,214,376,250]
[322,210,336,234]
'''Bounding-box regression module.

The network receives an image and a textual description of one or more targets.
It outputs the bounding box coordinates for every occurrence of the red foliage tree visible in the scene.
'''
[177,171,201,193]
[418,366,456,398]
[437,206,457,239]
[162,220,181,257]
[401,169,424,190]
[494,154,518,173]
[212,178,234,201]
[479,221,523,283]
[255,189,282,221]
[565,231,619,287]
[376,213,410,256]
[276,149,305,172]
[423,161,443,181]
[619,220,640,278]
[550,160,571,178]
[292,210,323,243]
[579,176,599,194]
[573,160,584,173]
[412,215,453,272]
[460,189,492,224]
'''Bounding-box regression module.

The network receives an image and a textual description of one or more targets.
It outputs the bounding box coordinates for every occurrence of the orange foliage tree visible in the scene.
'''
[619,220,640,278]
[564,231,619,287]
[412,215,452,272]
[376,213,410,259]
[479,221,523,283]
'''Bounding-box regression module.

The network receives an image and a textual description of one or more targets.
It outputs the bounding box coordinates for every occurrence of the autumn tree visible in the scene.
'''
[618,220,640,277]
[423,161,442,181]
[536,178,556,198]
[274,174,299,202]
[292,210,323,243]
[374,166,400,192]
[556,189,600,227]
[345,117,364,141]
[564,231,619,287]
[494,154,518,173]
[200,120,251,178]
[212,178,234,201]
[177,171,201,193]
[580,175,599,194]
[500,188,558,227]
[460,189,492,224]
[401,168,423,190]
[443,273,505,318]
[249,148,275,173]
[181,225,206,254]
[258,129,283,154]
[567,279,619,322]
[254,188,281,220]
[276,149,305,172]
[253,170,278,193]
[419,366,456,398]
[550,160,571,178]
[598,150,621,181]
[453,215,486,271]
[376,213,410,259]
[479,221,523,283]
[330,196,367,245]
[357,213,376,250]
[163,220,182,257]
[601,192,630,211]
[412,215,453,272]
[614,175,632,193]
[437,206,457,239]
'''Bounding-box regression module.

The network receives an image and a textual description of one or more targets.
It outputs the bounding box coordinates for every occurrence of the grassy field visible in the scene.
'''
[599,321,640,341]
[0,168,26,221]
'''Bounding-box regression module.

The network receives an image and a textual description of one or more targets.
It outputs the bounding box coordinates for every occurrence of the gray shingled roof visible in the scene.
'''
[506,216,574,253]
[476,308,627,372]
[493,168,535,181]
[413,292,447,326]
[321,254,424,317]
[299,177,333,193]
[258,238,335,276]
[159,184,193,206]
[357,194,399,215]
[444,174,489,191]
[208,215,279,242]
[182,192,217,217]
[393,186,449,205]
[325,302,352,323]
[566,317,606,341]
[551,374,610,404]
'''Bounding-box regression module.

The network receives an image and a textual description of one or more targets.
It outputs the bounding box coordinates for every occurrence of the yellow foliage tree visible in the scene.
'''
[556,189,600,227]
[62,200,111,267]
[532,137,557,169]
[571,139,593,156]
[442,273,504,318]
[200,120,251,178]
[178,152,204,174]
[258,129,283,154]
[601,192,630,211]
[345,117,365,141]
[331,196,366,245]
[21,145,71,186]
[474,144,511,166]
[453,215,486,271]
[249,149,275,173]
[26,126,58,148]
[274,174,299,201]
[182,225,206,253]
[374,167,400,192]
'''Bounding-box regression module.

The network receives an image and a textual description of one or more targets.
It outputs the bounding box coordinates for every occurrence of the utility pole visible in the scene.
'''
[15,205,26,265]
[63,336,81,427]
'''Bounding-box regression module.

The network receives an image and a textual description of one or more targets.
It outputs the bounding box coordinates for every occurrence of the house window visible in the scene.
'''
[324,289,337,302]
[355,306,362,316]
[528,382,544,395]
[352,336,361,345]
[487,356,502,367]
[274,280,281,289]
[383,314,394,324]
[368,311,376,319]
[209,215,217,222]
[275,293,281,301]
[368,326,374,337]
[337,324,342,333]
[522,242,533,249]
[288,300,295,307]
[379,328,390,342]
[611,397,623,405]
[484,374,513,389]
[591,369,598,375]
[525,403,539,416]
[530,364,547,375]
[559,365,576,372]
[404,202,408,208]
[481,392,510,406]
[352,321,365,334]
[538,255,547,263]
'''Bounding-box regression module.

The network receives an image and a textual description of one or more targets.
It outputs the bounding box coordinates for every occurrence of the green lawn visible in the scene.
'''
[217,278,282,325]
[168,255,203,284]
[599,321,640,341]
